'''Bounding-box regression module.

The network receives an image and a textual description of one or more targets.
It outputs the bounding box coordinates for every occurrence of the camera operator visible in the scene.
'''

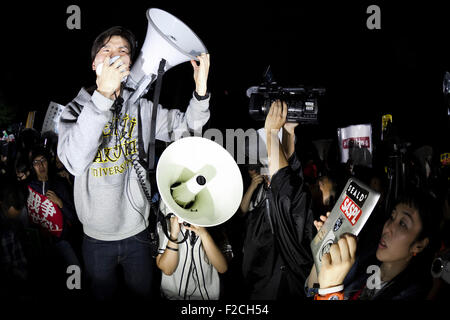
[241,100,314,300]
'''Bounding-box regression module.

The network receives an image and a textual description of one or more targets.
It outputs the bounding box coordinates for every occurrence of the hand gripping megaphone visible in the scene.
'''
[156,137,243,227]
[126,8,208,103]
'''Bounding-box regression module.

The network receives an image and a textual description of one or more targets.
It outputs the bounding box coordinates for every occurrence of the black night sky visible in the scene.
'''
[0,1,449,154]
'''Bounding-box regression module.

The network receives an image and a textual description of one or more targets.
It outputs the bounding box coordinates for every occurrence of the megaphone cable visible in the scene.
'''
[110,89,161,256]
[112,89,152,206]
[197,241,210,300]
[178,231,189,297]
[183,235,208,300]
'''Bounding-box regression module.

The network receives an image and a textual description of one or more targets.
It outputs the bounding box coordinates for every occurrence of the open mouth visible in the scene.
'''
[378,239,387,249]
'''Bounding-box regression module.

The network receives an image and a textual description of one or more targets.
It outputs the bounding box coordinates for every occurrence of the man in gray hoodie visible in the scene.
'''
[57,26,210,300]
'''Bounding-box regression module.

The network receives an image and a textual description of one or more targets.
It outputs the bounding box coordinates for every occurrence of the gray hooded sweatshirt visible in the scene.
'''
[57,88,210,240]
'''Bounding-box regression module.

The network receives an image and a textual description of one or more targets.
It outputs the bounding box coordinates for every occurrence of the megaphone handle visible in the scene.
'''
[162,213,190,245]
[148,59,167,171]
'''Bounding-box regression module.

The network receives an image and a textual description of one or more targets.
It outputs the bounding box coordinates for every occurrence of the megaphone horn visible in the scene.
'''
[156,137,243,227]
[127,8,208,103]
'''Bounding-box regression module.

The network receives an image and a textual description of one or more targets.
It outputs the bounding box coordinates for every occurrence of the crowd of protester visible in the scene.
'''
[0,116,449,302]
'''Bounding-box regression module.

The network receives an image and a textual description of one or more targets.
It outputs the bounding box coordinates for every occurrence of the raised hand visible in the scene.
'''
[264,100,287,135]
[96,56,130,99]
[191,53,210,96]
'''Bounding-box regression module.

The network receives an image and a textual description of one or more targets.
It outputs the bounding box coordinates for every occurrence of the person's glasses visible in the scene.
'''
[33,158,47,166]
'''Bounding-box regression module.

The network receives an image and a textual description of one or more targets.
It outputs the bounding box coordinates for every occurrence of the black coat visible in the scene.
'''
[242,153,314,300]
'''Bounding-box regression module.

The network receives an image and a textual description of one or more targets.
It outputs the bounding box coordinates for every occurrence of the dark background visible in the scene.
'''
[0,0,449,154]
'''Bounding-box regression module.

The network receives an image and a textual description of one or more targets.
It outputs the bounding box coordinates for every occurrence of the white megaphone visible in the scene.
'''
[127,8,208,103]
[156,137,243,227]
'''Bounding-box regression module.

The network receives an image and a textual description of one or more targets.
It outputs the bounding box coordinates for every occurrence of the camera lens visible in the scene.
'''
[431,258,443,276]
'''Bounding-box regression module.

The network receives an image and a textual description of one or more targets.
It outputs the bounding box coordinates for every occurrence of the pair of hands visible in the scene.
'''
[169,215,207,240]
[314,212,357,289]
[96,53,210,99]
[264,100,298,136]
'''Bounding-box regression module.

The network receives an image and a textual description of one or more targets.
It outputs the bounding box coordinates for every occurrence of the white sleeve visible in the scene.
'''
[153,93,211,142]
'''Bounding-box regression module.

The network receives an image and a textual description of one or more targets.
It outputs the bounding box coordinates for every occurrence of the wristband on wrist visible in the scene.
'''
[318,285,344,296]
[194,91,210,100]
[166,246,179,252]
[314,291,344,300]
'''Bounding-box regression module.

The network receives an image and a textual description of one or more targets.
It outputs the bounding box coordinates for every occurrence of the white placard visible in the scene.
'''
[337,124,373,167]
[41,101,65,134]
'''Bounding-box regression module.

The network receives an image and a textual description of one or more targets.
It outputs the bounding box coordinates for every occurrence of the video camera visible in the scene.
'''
[247,66,325,123]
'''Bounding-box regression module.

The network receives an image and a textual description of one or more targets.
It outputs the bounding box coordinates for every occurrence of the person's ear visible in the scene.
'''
[411,237,429,256]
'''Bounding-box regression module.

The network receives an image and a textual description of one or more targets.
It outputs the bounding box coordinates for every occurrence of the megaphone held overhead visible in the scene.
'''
[127,8,208,102]
[156,137,243,227]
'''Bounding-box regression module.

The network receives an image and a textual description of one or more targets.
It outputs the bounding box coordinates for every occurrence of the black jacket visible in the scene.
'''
[242,153,314,300]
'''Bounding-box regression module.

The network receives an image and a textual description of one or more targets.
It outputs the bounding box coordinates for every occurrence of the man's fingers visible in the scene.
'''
[281,101,288,120]
[121,71,130,79]
[195,53,210,70]
[111,57,124,68]
[198,52,209,61]
[314,221,323,231]
[268,101,275,118]
[329,243,341,265]
[344,234,357,260]
[274,100,282,118]
[322,252,331,268]
[338,236,350,262]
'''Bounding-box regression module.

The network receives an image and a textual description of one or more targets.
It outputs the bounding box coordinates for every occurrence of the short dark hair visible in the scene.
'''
[30,148,48,166]
[14,152,29,175]
[394,188,441,252]
[90,26,138,62]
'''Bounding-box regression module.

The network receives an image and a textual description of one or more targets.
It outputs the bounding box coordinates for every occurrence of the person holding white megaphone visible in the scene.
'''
[155,201,228,300]
[57,9,211,301]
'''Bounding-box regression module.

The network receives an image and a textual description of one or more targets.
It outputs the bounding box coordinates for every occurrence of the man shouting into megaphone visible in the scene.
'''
[57,26,210,301]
